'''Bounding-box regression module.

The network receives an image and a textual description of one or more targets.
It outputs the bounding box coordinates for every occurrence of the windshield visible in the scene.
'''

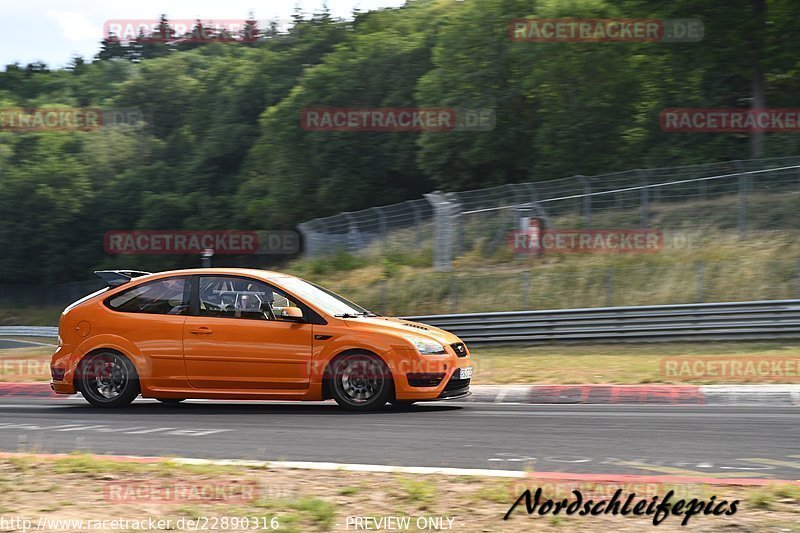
[278,277,373,317]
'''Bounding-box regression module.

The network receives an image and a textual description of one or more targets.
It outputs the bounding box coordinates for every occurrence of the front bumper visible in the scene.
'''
[391,346,472,401]
[437,374,471,399]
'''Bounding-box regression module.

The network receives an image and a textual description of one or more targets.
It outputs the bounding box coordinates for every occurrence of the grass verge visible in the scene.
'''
[0,454,797,532]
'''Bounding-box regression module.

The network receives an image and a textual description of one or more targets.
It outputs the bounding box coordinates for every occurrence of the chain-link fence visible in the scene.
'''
[298,198,434,257]
[297,155,800,271]
[321,258,800,316]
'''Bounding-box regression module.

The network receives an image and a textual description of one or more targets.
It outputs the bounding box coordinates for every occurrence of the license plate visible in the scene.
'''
[458,367,473,379]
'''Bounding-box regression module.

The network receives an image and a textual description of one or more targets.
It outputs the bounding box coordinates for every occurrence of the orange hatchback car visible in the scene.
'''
[50,269,472,410]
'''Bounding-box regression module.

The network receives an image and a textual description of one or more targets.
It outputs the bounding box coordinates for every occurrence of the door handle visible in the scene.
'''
[189,327,213,335]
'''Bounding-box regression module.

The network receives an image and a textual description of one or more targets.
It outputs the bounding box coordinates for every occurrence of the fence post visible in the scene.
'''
[424,191,460,272]
[70,282,80,303]
[638,170,649,229]
[523,182,539,205]
[796,258,800,299]
[737,172,748,236]
[296,222,314,258]
[522,270,531,309]
[605,267,614,307]
[371,207,387,252]
[696,262,705,303]
[797,165,800,194]
[577,176,591,228]
[450,274,458,312]
[343,212,361,253]
[381,279,388,315]
[409,200,422,233]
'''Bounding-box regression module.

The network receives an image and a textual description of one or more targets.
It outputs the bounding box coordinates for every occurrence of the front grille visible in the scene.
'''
[407,372,446,387]
[444,377,470,391]
[450,342,468,357]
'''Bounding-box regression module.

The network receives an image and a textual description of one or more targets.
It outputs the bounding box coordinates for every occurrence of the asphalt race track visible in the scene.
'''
[0,398,797,480]
[0,339,51,349]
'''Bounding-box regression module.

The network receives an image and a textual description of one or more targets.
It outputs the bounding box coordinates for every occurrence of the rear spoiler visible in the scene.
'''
[94,270,152,288]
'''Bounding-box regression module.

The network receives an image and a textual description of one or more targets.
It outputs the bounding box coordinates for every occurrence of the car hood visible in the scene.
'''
[343,316,461,346]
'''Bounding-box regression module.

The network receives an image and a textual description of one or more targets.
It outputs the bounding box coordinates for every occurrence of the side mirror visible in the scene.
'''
[281,307,305,322]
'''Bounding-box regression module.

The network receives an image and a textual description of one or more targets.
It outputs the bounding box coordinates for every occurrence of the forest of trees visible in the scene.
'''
[1,0,799,282]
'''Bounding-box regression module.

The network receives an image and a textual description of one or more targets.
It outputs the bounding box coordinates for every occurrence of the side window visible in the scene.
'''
[198,276,303,321]
[107,278,189,315]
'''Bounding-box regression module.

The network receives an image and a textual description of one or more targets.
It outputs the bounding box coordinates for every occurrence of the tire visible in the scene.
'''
[77,351,140,408]
[156,398,185,404]
[329,353,392,411]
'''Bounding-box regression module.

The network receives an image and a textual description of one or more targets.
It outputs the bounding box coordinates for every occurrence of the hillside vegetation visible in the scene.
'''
[2,0,800,283]
[287,191,800,315]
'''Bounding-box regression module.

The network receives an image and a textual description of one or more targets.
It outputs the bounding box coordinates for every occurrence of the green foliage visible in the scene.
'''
[299,251,370,277]
[1,2,800,282]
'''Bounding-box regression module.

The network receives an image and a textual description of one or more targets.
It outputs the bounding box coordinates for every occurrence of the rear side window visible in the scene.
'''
[107,278,189,315]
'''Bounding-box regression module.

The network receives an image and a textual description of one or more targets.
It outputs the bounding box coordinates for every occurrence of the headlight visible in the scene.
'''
[408,337,446,355]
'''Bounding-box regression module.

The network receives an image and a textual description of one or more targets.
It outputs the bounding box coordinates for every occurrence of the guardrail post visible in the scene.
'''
[696,262,705,303]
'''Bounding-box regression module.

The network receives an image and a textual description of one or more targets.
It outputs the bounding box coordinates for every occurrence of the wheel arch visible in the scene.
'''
[74,334,147,380]
[321,348,394,401]
[75,347,141,392]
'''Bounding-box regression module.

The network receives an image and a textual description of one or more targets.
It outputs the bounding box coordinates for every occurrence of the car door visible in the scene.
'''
[182,275,313,390]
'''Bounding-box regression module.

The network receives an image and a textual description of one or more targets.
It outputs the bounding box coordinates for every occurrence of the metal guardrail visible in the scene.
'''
[3,299,800,344]
[0,326,58,337]
[405,300,800,344]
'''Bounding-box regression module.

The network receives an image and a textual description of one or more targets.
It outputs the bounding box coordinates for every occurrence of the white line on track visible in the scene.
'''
[170,457,528,478]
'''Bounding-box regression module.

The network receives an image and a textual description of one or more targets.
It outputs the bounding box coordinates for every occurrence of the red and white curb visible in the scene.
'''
[2,383,800,405]
[467,384,800,405]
